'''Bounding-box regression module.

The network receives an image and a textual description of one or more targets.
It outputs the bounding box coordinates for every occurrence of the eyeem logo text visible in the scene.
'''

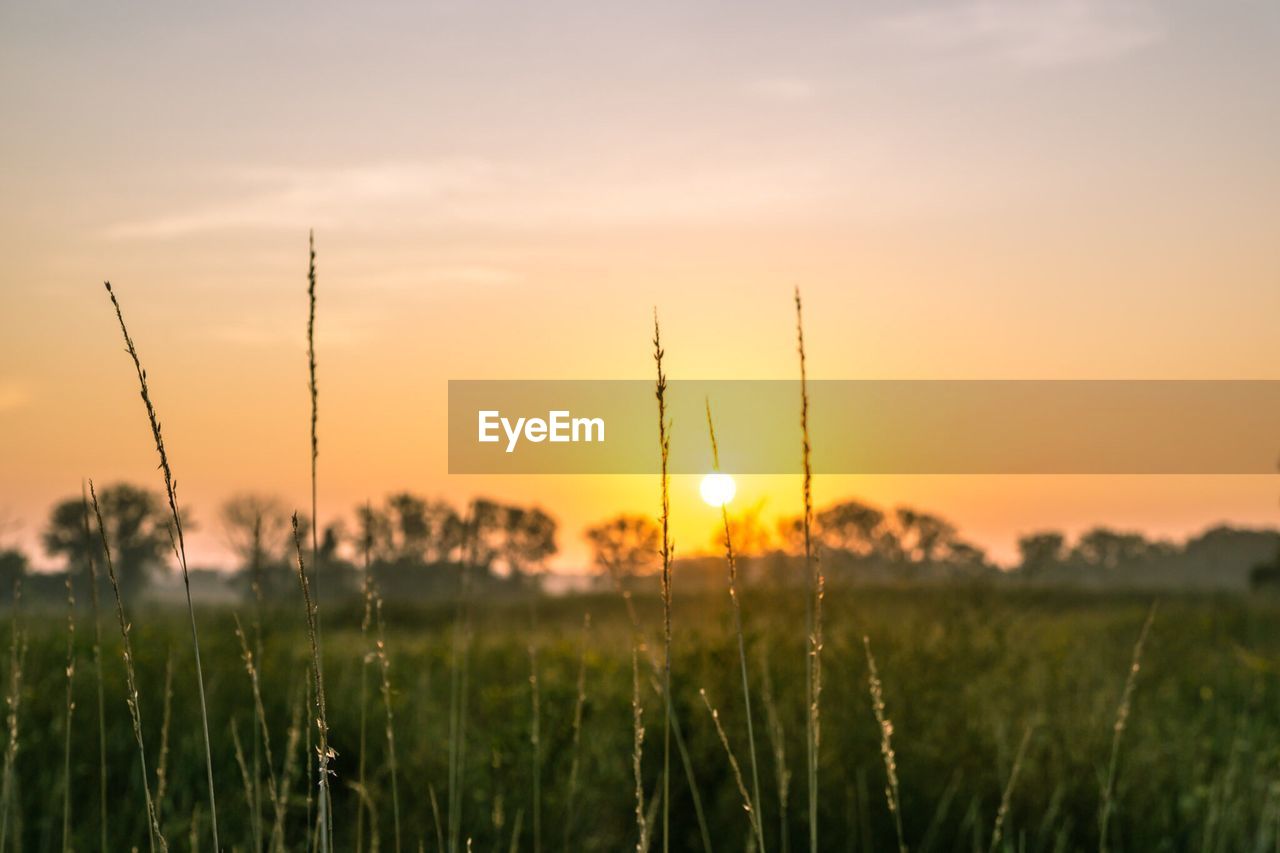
[477,410,605,453]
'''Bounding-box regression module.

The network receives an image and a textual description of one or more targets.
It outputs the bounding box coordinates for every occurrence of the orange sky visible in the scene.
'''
[2,1,1279,571]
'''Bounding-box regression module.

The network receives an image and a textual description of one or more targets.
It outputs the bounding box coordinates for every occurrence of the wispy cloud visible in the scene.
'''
[105,158,841,238]
[879,0,1165,67]
[106,160,501,238]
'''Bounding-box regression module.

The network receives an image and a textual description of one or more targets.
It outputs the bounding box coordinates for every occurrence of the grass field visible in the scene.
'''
[5,583,1278,851]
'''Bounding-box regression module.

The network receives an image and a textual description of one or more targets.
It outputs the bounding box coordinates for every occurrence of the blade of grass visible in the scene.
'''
[652,310,673,853]
[104,281,219,850]
[79,484,110,852]
[0,579,25,852]
[154,651,175,829]
[795,288,823,853]
[632,644,649,853]
[698,688,759,843]
[864,636,905,853]
[528,640,542,853]
[563,613,590,853]
[292,514,334,853]
[1099,601,1157,853]
[60,548,76,853]
[759,649,791,853]
[375,593,402,853]
[90,481,166,852]
[233,614,283,853]
[706,399,766,851]
[990,723,1034,853]
[357,523,375,853]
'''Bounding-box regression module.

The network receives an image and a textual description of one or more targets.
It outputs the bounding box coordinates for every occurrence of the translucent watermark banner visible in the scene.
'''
[448,380,1280,474]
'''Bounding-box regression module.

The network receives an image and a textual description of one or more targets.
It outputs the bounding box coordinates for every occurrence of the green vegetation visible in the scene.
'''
[1,586,1277,850]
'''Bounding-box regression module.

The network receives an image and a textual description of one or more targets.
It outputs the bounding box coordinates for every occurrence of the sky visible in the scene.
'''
[2,0,1279,572]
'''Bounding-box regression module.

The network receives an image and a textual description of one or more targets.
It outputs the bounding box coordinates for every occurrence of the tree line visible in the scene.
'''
[2,485,1278,602]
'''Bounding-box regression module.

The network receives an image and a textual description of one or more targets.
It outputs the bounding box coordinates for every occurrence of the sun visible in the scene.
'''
[699,472,736,507]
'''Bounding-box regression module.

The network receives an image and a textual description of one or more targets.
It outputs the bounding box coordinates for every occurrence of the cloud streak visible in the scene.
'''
[879,0,1165,67]
[104,158,844,238]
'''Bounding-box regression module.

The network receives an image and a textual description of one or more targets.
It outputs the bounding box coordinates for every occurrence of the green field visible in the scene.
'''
[5,584,1278,851]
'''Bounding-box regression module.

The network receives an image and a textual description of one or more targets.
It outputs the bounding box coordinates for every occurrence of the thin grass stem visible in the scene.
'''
[1099,601,1157,853]
[90,481,166,852]
[104,281,219,850]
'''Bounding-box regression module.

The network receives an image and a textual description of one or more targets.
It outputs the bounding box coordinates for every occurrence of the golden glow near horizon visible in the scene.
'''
[2,2,1279,571]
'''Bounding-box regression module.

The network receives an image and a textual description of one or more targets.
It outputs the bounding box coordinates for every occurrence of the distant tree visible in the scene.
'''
[816,500,893,558]
[947,541,990,570]
[44,483,172,594]
[221,493,292,598]
[585,514,660,584]
[222,494,292,564]
[1017,531,1067,576]
[497,506,557,576]
[893,507,958,563]
[364,493,466,564]
[1072,528,1151,570]
[465,498,508,570]
[0,549,26,600]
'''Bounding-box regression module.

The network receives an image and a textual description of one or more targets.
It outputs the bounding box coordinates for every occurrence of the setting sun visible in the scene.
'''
[700,472,736,507]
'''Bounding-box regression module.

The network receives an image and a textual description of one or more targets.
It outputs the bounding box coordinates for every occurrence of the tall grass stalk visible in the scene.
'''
[375,593,402,853]
[79,485,110,852]
[631,644,649,853]
[233,614,283,851]
[795,288,823,853]
[428,785,445,853]
[759,650,791,853]
[508,810,525,853]
[706,399,766,851]
[1099,602,1157,853]
[232,718,257,844]
[0,579,25,851]
[277,681,307,853]
[864,637,905,853]
[448,505,479,853]
[90,481,166,852]
[990,723,1034,853]
[60,535,76,853]
[652,311,673,853]
[698,688,759,844]
[104,281,220,850]
[154,652,175,827]
[304,230,335,853]
[611,578,713,852]
[292,514,334,853]
[528,641,542,853]
[563,613,590,852]
[248,518,266,853]
[357,519,375,853]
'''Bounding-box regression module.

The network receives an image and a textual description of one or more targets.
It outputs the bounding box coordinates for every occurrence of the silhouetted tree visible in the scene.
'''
[1018,531,1067,576]
[816,500,893,557]
[364,493,466,564]
[894,507,958,563]
[221,493,293,599]
[0,549,25,601]
[44,483,172,595]
[497,506,557,577]
[585,514,660,584]
[1071,528,1151,570]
